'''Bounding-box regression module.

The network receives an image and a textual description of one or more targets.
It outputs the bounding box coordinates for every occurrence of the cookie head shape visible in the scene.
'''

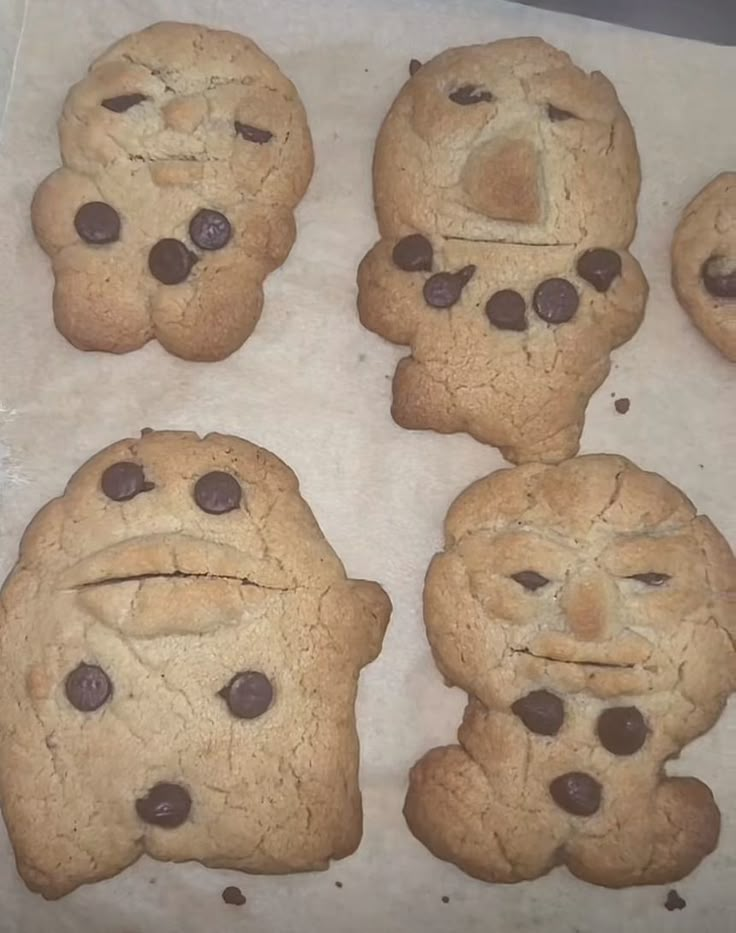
[0,431,390,898]
[373,38,640,247]
[427,455,736,717]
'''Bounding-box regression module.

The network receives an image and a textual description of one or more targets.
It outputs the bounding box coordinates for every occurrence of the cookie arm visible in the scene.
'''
[357,238,425,346]
[31,168,102,256]
[319,579,391,668]
[592,249,648,348]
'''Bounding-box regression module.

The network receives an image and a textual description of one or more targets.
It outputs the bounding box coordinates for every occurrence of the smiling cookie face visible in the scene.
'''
[32,23,314,360]
[0,431,390,898]
[374,38,640,247]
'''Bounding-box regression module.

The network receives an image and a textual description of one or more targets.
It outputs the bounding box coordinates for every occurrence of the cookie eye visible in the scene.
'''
[218,671,273,719]
[101,93,147,113]
[449,85,493,106]
[65,663,113,712]
[234,121,273,144]
[511,571,549,591]
[547,104,577,122]
[627,572,671,587]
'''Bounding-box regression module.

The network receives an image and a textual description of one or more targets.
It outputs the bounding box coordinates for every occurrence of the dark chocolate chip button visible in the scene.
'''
[614,397,630,414]
[597,706,647,755]
[219,671,273,719]
[665,890,686,912]
[549,772,601,816]
[423,266,475,308]
[135,783,191,828]
[222,886,247,906]
[511,690,564,736]
[702,255,736,298]
[74,202,121,245]
[148,239,197,285]
[486,290,527,331]
[511,571,549,591]
[64,663,112,712]
[189,209,232,251]
[548,104,577,121]
[577,248,622,293]
[449,85,493,105]
[533,278,579,324]
[193,471,242,514]
[102,93,147,113]
[409,59,422,76]
[101,462,152,501]
[234,121,273,144]
[392,234,433,272]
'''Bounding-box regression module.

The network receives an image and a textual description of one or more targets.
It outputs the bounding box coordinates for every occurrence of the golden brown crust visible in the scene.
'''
[0,431,390,898]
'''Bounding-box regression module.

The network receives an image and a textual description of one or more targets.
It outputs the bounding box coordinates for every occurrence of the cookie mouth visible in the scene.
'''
[512,648,637,671]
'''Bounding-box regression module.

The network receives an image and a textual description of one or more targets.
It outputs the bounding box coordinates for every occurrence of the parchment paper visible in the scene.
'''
[0,1,734,931]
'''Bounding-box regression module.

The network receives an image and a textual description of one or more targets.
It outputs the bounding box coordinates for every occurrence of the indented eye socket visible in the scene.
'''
[101,93,147,113]
[511,571,549,591]
[234,121,273,144]
[449,85,493,106]
[547,104,577,121]
[65,663,113,712]
[627,572,671,586]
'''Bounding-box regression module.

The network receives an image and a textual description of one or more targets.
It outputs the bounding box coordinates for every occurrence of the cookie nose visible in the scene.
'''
[162,96,206,133]
[135,782,192,827]
[560,570,618,642]
[461,138,540,223]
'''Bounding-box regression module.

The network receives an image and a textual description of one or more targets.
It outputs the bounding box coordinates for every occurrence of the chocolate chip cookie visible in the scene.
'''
[405,455,736,887]
[0,431,390,898]
[358,38,648,463]
[31,22,314,361]
[672,173,736,361]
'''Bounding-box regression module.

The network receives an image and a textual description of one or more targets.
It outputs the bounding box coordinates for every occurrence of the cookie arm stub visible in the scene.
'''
[358,238,427,346]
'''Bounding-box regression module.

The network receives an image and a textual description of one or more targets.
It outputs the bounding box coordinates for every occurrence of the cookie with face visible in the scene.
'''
[405,455,736,887]
[672,173,736,362]
[32,22,314,361]
[358,38,647,463]
[0,431,390,898]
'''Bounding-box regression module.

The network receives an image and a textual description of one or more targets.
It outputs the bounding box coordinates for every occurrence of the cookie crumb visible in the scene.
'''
[358,353,366,362]
[614,397,630,414]
[664,889,686,911]
[222,885,246,906]
[335,881,343,889]
[441,895,450,904]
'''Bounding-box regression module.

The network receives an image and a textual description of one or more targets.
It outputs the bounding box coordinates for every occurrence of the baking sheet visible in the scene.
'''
[0,0,734,930]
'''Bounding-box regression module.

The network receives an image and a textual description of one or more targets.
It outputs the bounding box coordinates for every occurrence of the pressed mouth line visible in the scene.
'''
[70,571,260,590]
[511,648,636,670]
[442,236,576,247]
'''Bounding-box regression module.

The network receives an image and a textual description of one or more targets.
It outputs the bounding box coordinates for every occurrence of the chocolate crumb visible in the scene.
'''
[441,896,450,904]
[335,881,343,889]
[664,890,686,911]
[140,427,153,435]
[222,886,246,906]
[614,397,630,414]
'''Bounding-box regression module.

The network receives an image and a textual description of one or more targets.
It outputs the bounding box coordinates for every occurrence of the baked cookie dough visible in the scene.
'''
[32,22,314,361]
[358,38,648,463]
[405,454,736,887]
[672,173,736,361]
[0,431,390,898]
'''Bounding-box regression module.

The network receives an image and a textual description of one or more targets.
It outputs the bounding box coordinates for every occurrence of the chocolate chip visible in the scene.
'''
[222,886,246,906]
[441,896,450,904]
[101,462,153,501]
[102,93,146,112]
[65,663,112,712]
[423,266,475,308]
[664,890,686,911]
[597,706,648,755]
[189,209,232,251]
[486,290,527,331]
[392,234,433,272]
[511,571,549,591]
[577,248,622,293]
[449,85,493,105]
[511,690,564,736]
[628,572,670,586]
[193,471,242,514]
[219,671,273,719]
[148,239,197,285]
[547,104,577,121]
[234,121,273,144]
[614,397,630,414]
[135,783,191,828]
[702,255,736,298]
[549,772,601,816]
[74,202,121,245]
[409,59,422,76]
[533,278,579,324]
